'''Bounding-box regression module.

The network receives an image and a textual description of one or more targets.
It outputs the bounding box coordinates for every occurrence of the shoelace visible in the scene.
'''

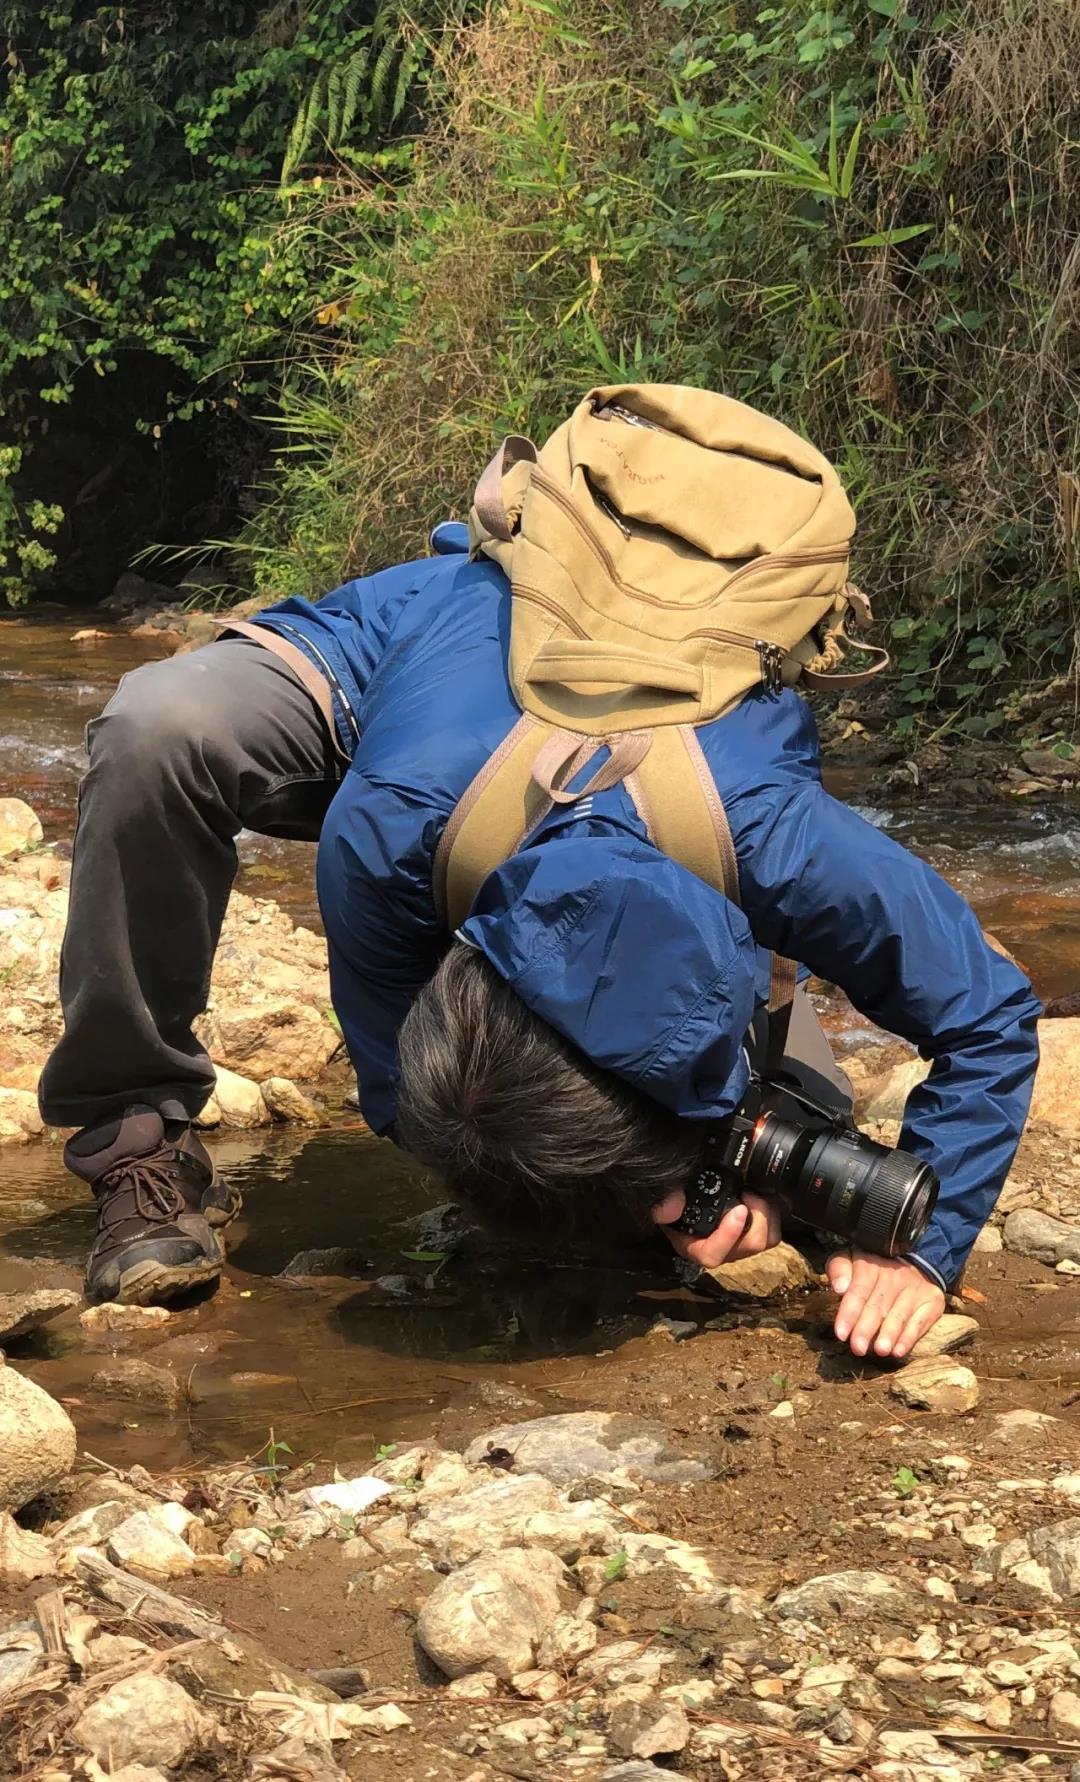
[95,1149,187,1253]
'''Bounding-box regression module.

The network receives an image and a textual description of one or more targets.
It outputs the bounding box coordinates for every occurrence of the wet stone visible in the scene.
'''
[0,1287,80,1345]
[280,1247,371,1279]
[703,1241,816,1299]
[79,1303,173,1336]
[90,1357,187,1409]
[462,1411,712,1487]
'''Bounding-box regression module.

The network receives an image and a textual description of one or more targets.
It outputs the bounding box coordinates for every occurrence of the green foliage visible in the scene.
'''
[0,0,431,602]
[232,0,1080,729]
[892,1465,920,1498]
[603,1549,629,1582]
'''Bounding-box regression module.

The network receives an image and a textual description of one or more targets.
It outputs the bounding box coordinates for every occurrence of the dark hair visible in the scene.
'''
[395,940,702,1242]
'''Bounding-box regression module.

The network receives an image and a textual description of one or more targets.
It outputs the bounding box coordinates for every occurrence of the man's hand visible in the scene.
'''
[652,1189,781,1271]
[828,1251,945,1359]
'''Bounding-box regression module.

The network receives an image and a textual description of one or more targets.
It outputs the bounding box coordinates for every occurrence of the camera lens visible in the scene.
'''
[744,1114,938,1257]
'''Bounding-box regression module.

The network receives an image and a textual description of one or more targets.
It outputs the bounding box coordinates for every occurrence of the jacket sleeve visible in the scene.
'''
[732,781,1041,1288]
[315,774,444,1138]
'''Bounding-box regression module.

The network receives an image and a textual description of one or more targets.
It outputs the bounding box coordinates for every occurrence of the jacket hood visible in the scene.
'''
[458,832,757,1119]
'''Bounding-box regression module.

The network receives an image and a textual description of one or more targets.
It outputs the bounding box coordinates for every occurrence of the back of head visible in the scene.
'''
[396,941,701,1243]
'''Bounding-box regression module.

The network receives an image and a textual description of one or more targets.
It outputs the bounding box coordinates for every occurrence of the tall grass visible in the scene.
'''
[233,0,1080,734]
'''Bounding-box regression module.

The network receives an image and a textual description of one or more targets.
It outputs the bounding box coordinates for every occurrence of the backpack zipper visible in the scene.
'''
[515,585,589,638]
[534,465,847,608]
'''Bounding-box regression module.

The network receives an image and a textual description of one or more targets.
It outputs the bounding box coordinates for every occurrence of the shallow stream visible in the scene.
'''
[2,607,1079,1476]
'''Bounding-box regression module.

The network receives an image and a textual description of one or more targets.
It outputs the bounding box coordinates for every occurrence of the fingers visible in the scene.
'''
[662,1190,766,1275]
[890,1291,946,1360]
[832,1255,881,1347]
[827,1251,853,1296]
[726,1193,780,1262]
[830,1252,947,1359]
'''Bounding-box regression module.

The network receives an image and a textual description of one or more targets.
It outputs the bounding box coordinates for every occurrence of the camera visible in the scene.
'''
[673,1073,938,1258]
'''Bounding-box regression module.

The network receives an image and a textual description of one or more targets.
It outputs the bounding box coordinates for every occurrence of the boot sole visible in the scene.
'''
[111,1255,223,1306]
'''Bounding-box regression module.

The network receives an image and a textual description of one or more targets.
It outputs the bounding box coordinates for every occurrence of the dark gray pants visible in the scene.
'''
[39,639,341,1131]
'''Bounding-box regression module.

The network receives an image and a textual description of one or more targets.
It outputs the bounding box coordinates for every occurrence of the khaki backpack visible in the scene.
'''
[434,383,887,1055]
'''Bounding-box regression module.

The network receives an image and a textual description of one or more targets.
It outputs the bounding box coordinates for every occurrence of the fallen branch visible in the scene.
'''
[72,1549,230,1643]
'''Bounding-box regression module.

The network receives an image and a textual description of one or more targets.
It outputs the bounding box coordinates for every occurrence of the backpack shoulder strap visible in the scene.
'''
[628,729,797,1066]
[435,720,650,931]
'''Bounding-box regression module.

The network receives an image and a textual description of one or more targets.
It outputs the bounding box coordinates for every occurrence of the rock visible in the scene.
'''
[410,1474,564,1567]
[536,1611,599,1671]
[107,1511,196,1579]
[1050,1690,1080,1738]
[301,1476,395,1516]
[774,1570,919,1623]
[0,1287,79,1345]
[888,1359,979,1413]
[1026,1520,1080,1597]
[72,1674,215,1769]
[445,1670,499,1699]
[209,1065,269,1127]
[250,1739,345,1781]
[580,1641,677,1689]
[863,1057,931,1122]
[1030,1022,1080,1137]
[0,1365,77,1512]
[225,1526,274,1563]
[415,1454,473,1503]
[90,1357,186,1409]
[989,1407,1058,1442]
[0,1511,55,1581]
[907,1313,979,1360]
[0,799,43,859]
[415,1546,566,1679]
[462,1412,711,1487]
[972,1225,1003,1253]
[261,1076,322,1125]
[70,628,112,643]
[704,1241,816,1299]
[79,1304,173,1335]
[511,1666,565,1702]
[199,999,339,1082]
[0,1086,45,1143]
[601,1767,693,1782]
[608,1700,690,1760]
[52,1499,135,1557]
[1004,1208,1080,1267]
[280,1247,371,1279]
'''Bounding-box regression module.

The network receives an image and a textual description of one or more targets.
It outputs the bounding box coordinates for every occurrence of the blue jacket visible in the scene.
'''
[253,525,1041,1290]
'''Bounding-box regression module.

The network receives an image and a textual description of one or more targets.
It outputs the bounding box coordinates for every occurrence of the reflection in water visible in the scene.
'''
[0,1126,686,1473]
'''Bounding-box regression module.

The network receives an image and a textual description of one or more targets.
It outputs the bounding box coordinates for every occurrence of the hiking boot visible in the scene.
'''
[66,1106,242,1305]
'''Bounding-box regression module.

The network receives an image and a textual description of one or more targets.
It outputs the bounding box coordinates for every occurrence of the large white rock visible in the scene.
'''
[72,1673,215,1769]
[0,1365,77,1512]
[416,1546,566,1679]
